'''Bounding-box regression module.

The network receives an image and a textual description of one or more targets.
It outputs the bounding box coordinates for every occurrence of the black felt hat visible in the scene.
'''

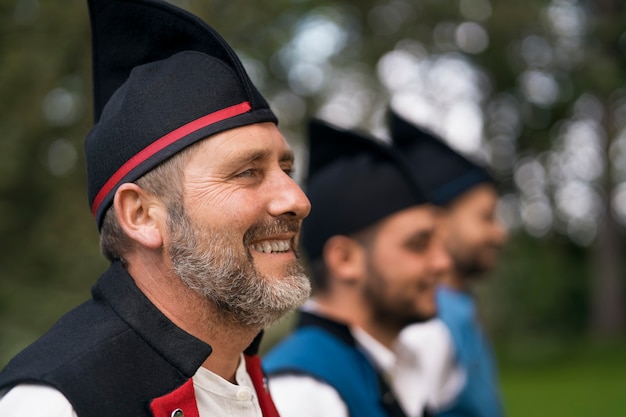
[389,110,494,206]
[85,0,277,229]
[302,119,429,262]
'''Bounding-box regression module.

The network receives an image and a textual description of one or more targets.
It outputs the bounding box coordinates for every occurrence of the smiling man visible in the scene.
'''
[263,119,457,417]
[0,1,310,416]
[389,110,508,417]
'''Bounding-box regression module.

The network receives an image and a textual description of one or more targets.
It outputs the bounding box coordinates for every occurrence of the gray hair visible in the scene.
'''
[99,143,197,262]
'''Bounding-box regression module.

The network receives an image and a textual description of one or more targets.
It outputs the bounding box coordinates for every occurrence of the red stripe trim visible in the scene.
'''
[91,101,252,216]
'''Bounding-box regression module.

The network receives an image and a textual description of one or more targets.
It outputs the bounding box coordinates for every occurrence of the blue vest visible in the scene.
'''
[263,312,406,417]
[435,286,503,417]
[0,261,276,417]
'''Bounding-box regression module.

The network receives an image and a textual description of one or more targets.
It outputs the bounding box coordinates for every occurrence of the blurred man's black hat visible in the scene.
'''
[389,109,494,206]
[302,119,429,261]
[86,0,277,229]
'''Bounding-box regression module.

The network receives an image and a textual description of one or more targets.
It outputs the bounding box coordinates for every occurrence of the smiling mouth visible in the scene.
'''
[250,239,291,254]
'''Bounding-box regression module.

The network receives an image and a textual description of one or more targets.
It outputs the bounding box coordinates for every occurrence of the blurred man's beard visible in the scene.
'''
[451,243,501,279]
[363,257,436,334]
[166,203,310,329]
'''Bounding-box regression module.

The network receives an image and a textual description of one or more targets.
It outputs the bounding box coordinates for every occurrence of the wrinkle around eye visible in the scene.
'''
[183,176,243,208]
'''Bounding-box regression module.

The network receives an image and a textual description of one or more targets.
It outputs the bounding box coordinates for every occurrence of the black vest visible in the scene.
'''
[0,261,274,417]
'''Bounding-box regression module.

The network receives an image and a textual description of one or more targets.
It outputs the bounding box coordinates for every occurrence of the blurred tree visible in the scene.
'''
[582,0,626,338]
[0,0,105,365]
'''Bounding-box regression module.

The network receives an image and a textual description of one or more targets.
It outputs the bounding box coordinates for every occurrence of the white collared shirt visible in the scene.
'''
[398,319,465,410]
[268,316,463,417]
[0,354,263,417]
[193,354,262,416]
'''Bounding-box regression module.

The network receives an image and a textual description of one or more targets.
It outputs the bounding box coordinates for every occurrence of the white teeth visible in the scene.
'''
[252,240,291,253]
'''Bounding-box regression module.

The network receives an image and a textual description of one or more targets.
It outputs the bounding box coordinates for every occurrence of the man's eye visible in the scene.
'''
[283,167,295,178]
[236,169,258,178]
[406,239,428,252]
[482,212,495,222]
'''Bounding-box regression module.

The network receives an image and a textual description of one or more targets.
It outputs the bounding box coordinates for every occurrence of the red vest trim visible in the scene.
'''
[245,354,281,417]
[149,355,279,417]
[150,379,200,417]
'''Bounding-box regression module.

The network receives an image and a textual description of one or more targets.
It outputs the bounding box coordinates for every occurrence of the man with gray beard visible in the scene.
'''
[168,200,309,329]
[0,0,310,416]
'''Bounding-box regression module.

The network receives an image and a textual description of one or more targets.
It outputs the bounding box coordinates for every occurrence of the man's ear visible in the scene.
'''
[322,235,367,285]
[113,183,166,250]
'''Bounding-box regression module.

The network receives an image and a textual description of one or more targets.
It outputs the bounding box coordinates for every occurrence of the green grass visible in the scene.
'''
[499,340,626,416]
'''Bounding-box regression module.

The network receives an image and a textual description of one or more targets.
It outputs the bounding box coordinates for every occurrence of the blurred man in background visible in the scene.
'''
[390,109,509,417]
[0,0,310,416]
[264,119,460,417]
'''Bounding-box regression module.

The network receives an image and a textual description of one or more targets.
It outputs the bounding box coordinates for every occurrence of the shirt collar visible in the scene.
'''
[351,326,397,373]
[298,301,420,372]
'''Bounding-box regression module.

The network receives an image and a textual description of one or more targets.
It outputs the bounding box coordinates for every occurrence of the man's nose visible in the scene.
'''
[267,171,311,219]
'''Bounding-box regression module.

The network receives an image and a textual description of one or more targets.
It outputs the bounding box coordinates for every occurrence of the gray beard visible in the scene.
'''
[166,204,310,329]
